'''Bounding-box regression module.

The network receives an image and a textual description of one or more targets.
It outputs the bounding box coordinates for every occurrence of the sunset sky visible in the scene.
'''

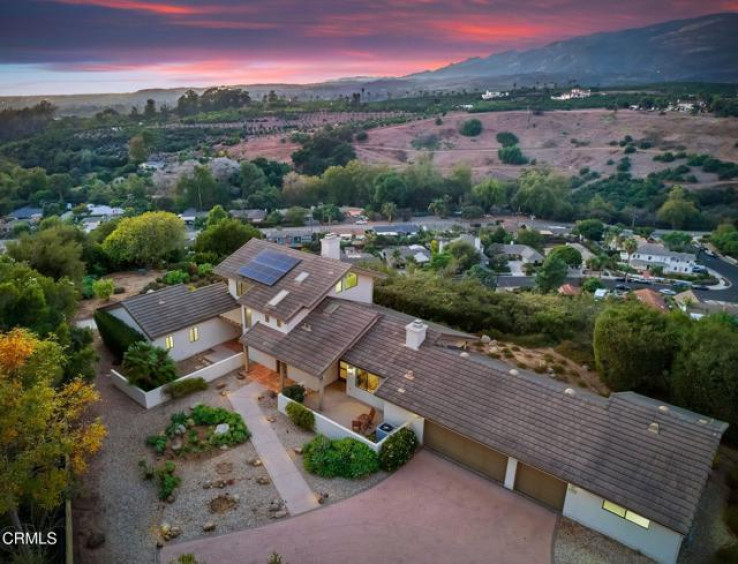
[1,0,736,95]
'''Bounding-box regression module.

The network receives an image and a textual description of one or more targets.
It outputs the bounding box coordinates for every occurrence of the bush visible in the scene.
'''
[163,270,190,285]
[92,278,115,300]
[146,434,167,454]
[190,404,250,446]
[94,308,146,361]
[302,435,380,478]
[378,428,418,472]
[166,377,208,399]
[197,263,214,276]
[155,461,181,500]
[459,119,483,137]
[496,132,519,147]
[355,131,368,142]
[123,342,178,391]
[498,146,528,165]
[726,505,738,536]
[282,384,306,403]
[286,401,315,431]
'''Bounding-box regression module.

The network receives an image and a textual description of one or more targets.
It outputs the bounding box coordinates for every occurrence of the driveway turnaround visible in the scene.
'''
[228,382,320,515]
[162,450,557,564]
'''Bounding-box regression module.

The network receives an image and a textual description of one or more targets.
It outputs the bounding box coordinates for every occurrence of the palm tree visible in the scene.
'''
[622,237,638,282]
[381,202,398,223]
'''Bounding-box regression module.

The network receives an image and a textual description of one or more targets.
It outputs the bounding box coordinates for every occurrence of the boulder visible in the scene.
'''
[293,447,302,455]
[170,438,183,453]
[214,423,230,436]
[480,335,492,344]
[202,522,216,532]
[272,510,288,519]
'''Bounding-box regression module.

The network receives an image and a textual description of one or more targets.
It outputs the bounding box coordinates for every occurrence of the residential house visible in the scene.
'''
[558,284,580,296]
[373,224,421,237]
[551,88,592,100]
[491,243,544,265]
[381,245,431,268]
[7,206,43,222]
[481,90,508,100]
[675,290,738,320]
[178,208,208,225]
[107,232,726,564]
[87,204,124,217]
[633,288,668,312]
[102,283,242,362]
[264,230,313,248]
[229,209,267,224]
[627,244,696,274]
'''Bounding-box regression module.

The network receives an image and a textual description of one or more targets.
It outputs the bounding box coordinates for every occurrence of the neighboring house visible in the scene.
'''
[87,204,124,217]
[106,232,726,564]
[491,243,544,265]
[103,283,241,362]
[382,245,431,268]
[264,230,313,248]
[594,288,609,300]
[558,284,580,296]
[178,208,208,225]
[229,209,267,224]
[373,224,421,237]
[551,88,592,100]
[627,244,696,274]
[342,246,381,265]
[443,233,483,253]
[481,90,508,100]
[7,206,43,222]
[675,290,738,320]
[633,288,668,312]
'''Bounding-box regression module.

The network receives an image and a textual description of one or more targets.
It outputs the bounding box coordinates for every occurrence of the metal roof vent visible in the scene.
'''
[509,369,519,376]
[301,323,312,332]
[648,422,660,434]
[403,370,415,381]
[698,418,709,425]
[658,405,670,414]
[459,352,469,359]
[158,300,166,305]
[295,271,309,284]
[397,387,406,394]
[564,388,576,397]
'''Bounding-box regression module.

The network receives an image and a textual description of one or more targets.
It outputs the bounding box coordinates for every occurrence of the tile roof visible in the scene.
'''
[635,243,694,261]
[215,238,352,321]
[242,298,379,376]
[118,283,237,339]
[633,288,668,312]
[342,312,725,535]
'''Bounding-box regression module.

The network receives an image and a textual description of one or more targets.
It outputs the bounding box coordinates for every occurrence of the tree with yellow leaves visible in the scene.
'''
[0,329,106,535]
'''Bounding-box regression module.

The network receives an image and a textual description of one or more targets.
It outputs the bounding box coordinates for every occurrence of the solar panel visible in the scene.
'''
[238,250,301,286]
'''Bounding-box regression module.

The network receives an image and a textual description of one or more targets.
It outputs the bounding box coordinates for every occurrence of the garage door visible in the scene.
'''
[514,463,567,510]
[424,421,507,482]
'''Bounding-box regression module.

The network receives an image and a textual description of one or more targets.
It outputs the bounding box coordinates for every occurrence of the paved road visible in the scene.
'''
[162,450,556,564]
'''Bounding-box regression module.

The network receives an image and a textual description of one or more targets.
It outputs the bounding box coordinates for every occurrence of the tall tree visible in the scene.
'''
[195,218,260,260]
[535,255,568,293]
[177,166,225,210]
[103,212,185,266]
[6,225,85,283]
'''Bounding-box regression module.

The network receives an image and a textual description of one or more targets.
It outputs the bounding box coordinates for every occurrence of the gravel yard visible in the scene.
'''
[256,392,389,506]
[74,341,279,564]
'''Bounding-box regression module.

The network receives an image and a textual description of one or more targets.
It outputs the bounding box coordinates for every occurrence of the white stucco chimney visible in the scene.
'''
[321,233,341,260]
[405,319,428,351]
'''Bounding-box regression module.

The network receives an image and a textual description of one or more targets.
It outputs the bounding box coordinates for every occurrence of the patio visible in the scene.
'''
[304,380,382,432]
[176,340,242,376]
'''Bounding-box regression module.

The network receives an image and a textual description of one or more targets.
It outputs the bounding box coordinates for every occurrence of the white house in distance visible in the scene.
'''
[481,90,508,100]
[551,88,592,100]
[627,243,696,274]
[107,232,726,564]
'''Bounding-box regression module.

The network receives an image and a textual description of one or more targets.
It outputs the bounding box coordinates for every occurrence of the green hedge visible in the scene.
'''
[286,401,315,431]
[166,377,208,399]
[94,308,145,361]
[378,427,418,472]
[302,435,379,479]
[190,404,250,446]
[282,384,306,403]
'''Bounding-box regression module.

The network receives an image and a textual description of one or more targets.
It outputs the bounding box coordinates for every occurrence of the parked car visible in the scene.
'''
[704,249,716,257]
[615,284,631,292]
[693,285,709,291]
[692,266,708,274]
[356,220,368,225]
[659,289,677,296]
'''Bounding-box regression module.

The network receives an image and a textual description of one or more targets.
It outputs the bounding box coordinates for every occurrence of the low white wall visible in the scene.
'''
[287,364,322,391]
[346,373,385,410]
[278,393,383,452]
[110,352,244,409]
[152,317,239,362]
[563,485,683,564]
[383,402,424,442]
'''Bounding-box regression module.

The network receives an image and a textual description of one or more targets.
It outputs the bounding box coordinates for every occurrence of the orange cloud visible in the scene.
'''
[430,19,554,43]
[53,0,203,15]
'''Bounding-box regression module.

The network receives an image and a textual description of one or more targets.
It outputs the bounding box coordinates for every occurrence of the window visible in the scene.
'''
[602,500,650,529]
[339,360,356,380]
[264,314,271,323]
[237,280,249,296]
[356,368,380,393]
[277,319,283,328]
[165,335,174,350]
[189,326,199,342]
[245,308,252,328]
[335,271,359,293]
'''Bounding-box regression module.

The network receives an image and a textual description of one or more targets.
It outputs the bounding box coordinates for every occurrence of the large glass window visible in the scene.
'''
[335,272,359,293]
[165,335,174,350]
[356,368,380,393]
[188,326,199,342]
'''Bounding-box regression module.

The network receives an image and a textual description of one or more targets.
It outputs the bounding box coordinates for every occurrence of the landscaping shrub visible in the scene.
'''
[302,435,379,478]
[286,401,315,431]
[378,428,418,472]
[281,384,306,403]
[459,119,483,137]
[123,342,178,391]
[155,461,181,500]
[163,270,190,285]
[166,377,208,399]
[711,544,738,564]
[94,308,146,361]
[498,145,528,165]
[92,278,115,300]
[190,404,250,446]
[146,434,168,454]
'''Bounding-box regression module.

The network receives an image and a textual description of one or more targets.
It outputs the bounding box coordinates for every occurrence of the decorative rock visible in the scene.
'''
[217,480,226,488]
[272,509,288,519]
[266,416,276,423]
[220,445,229,451]
[293,447,302,455]
[86,532,106,549]
[317,492,329,504]
[169,527,182,538]
[173,423,186,436]
[257,476,271,485]
[490,339,498,346]
[250,458,263,467]
[214,423,230,436]
[481,335,491,344]
[232,494,240,502]
[219,390,228,397]
[202,522,216,532]
[216,382,227,390]
[170,439,183,452]
[203,481,213,489]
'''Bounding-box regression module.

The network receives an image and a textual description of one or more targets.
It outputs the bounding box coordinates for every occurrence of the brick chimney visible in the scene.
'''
[405,319,428,351]
[321,233,341,260]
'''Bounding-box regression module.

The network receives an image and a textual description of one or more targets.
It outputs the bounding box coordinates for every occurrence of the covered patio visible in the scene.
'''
[304,380,382,433]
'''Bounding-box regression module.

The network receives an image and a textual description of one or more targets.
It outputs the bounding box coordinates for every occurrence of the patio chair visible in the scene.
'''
[355,407,376,434]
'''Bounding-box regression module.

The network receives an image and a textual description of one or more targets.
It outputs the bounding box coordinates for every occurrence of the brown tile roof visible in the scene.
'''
[558,283,580,296]
[242,298,379,376]
[215,238,351,321]
[343,312,725,535]
[118,283,237,339]
[633,288,668,312]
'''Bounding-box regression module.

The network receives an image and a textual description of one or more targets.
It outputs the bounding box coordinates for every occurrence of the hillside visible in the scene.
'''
[410,13,738,88]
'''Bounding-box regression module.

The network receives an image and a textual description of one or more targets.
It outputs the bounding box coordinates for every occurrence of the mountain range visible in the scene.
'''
[2,12,737,114]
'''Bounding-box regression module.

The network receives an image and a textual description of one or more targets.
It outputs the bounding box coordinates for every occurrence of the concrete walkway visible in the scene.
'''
[162,450,557,564]
[228,382,320,515]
